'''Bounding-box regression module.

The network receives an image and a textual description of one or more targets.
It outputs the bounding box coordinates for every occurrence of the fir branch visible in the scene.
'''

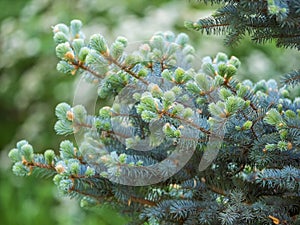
[256,166,300,191]
[185,17,230,35]
[72,61,105,79]
[224,81,258,111]
[9,19,300,224]
[22,158,57,173]
[103,53,149,85]
[281,69,300,87]
[187,0,300,49]
[162,110,211,135]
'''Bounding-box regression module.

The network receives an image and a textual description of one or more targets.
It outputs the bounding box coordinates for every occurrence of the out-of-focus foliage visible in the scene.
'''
[1,0,299,224]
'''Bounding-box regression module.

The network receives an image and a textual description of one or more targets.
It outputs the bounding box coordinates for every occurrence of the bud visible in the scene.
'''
[16,140,28,151]
[225,96,244,115]
[161,69,173,81]
[285,110,296,118]
[171,86,182,95]
[277,141,287,151]
[69,161,80,175]
[163,123,174,136]
[235,125,241,131]
[201,62,216,77]
[264,109,282,126]
[186,82,201,94]
[176,33,189,46]
[195,73,210,91]
[150,35,164,50]
[53,32,69,44]
[99,106,111,119]
[72,105,87,124]
[55,102,71,120]
[138,68,148,77]
[21,144,34,162]
[56,61,75,74]
[172,104,185,115]
[265,144,276,151]
[173,129,181,138]
[118,153,127,164]
[182,108,194,119]
[149,83,163,98]
[111,41,125,59]
[182,45,195,55]
[44,150,55,165]
[237,84,248,98]
[229,56,241,68]
[52,23,69,34]
[218,63,227,77]
[141,110,158,122]
[12,162,30,176]
[163,90,176,108]
[85,166,95,177]
[219,88,232,100]
[72,38,85,55]
[56,42,73,60]
[174,67,186,83]
[242,121,253,130]
[115,36,128,47]
[90,34,108,54]
[8,148,21,163]
[70,19,82,38]
[80,197,97,208]
[215,52,228,63]
[225,64,237,78]
[59,140,75,159]
[279,129,288,139]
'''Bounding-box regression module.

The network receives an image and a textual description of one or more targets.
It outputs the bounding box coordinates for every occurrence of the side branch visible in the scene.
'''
[72,61,105,79]
[104,54,149,85]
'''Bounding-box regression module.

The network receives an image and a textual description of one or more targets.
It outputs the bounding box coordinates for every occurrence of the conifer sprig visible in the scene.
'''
[186,0,300,49]
[8,18,300,224]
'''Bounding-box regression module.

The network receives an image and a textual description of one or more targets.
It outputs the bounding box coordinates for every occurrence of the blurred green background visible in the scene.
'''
[0,0,298,225]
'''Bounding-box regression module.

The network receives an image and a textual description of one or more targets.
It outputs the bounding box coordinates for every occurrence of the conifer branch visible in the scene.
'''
[72,61,105,79]
[9,15,300,224]
[103,54,149,85]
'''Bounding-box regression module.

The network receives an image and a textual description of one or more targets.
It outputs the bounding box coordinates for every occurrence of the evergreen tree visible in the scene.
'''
[185,0,300,86]
[9,1,300,224]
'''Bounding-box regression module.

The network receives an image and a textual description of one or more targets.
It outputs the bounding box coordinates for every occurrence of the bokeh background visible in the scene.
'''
[0,0,299,224]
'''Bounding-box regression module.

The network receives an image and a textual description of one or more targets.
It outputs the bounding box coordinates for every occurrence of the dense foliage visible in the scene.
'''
[185,0,300,86]
[8,1,300,224]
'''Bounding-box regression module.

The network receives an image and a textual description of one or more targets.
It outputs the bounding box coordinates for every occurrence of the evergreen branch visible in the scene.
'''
[9,18,300,224]
[186,1,300,49]
[103,53,149,85]
[70,61,105,79]
[280,69,300,87]
[224,81,258,111]
[185,17,230,35]
[224,30,244,46]
[69,181,114,203]
[22,158,56,173]
[256,166,300,191]
[162,110,211,135]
